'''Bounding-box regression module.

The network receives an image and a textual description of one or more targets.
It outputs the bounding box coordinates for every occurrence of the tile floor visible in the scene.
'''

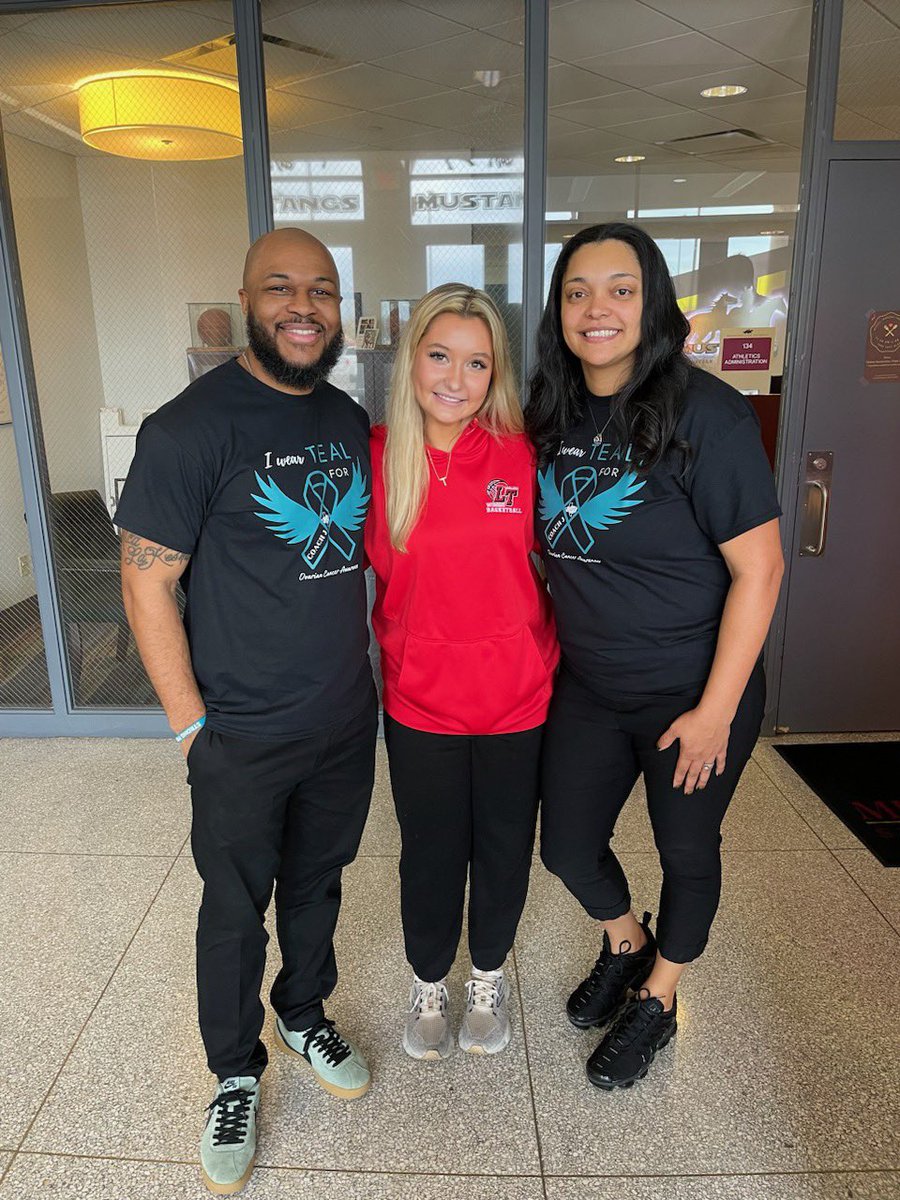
[0,733,898,1200]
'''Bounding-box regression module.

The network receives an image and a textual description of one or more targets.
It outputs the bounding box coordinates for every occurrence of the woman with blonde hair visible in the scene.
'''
[365,283,558,1059]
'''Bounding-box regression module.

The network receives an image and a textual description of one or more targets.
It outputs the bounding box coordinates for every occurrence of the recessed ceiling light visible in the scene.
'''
[615,154,645,163]
[473,69,501,88]
[700,84,748,98]
[673,177,687,183]
[760,228,786,235]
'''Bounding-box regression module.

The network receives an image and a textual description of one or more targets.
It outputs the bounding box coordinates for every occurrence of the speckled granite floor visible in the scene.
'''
[0,734,897,1200]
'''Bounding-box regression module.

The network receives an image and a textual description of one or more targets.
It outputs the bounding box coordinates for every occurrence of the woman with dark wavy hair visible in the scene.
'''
[528,223,784,1090]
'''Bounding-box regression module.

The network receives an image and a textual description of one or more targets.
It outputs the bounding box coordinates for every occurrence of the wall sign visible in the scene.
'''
[721,335,772,372]
[864,310,900,383]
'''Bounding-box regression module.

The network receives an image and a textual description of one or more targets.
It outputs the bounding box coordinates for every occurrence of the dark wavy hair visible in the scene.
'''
[526,222,691,472]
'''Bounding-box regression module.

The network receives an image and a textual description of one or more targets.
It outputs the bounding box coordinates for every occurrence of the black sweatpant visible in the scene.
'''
[188,690,377,1081]
[383,713,543,982]
[540,662,765,963]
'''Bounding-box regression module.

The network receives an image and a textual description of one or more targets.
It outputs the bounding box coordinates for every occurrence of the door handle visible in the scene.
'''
[799,451,832,557]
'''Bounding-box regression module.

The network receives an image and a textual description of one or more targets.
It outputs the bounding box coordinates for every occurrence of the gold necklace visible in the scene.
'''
[586,398,615,446]
[425,428,465,487]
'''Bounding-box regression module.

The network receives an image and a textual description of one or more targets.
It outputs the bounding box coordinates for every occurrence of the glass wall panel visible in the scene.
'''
[261,0,527,424]
[545,0,814,461]
[0,352,51,708]
[834,0,900,139]
[0,1,249,707]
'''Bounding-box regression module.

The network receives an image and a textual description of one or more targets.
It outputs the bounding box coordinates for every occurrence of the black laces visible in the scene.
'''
[602,993,664,1057]
[206,1087,254,1147]
[302,1018,352,1066]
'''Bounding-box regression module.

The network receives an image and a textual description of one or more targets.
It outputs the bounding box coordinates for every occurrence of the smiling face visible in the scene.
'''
[412,312,494,449]
[239,229,343,393]
[560,238,643,395]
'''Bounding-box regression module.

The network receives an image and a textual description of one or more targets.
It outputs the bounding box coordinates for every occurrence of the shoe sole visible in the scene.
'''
[201,1158,255,1196]
[586,1022,677,1091]
[273,1022,370,1099]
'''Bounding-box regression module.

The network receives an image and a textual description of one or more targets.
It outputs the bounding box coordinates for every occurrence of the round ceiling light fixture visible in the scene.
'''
[76,70,242,160]
[700,84,748,98]
[614,154,646,163]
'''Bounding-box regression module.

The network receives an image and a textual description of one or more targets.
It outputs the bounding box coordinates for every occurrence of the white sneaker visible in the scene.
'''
[402,976,453,1060]
[459,967,511,1055]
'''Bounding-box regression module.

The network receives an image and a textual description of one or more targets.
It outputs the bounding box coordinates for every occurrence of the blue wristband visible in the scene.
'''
[175,714,206,743]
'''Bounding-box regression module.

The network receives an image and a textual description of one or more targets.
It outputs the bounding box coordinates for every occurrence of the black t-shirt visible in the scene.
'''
[115,357,373,738]
[536,367,781,698]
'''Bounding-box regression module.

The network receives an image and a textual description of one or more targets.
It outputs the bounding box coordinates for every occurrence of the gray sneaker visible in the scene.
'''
[274,1016,370,1099]
[402,976,452,1060]
[199,1075,259,1196]
[459,968,511,1055]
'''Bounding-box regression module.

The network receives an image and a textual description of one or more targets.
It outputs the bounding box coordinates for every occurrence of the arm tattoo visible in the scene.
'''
[121,531,190,571]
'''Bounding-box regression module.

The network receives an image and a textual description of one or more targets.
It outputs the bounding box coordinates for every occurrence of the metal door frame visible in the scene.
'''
[0,0,548,735]
[764,0,900,731]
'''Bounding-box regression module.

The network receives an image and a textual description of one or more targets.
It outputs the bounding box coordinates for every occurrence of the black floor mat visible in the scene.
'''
[774,742,900,867]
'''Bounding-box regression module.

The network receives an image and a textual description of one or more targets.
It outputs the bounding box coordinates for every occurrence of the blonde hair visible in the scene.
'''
[384,283,523,551]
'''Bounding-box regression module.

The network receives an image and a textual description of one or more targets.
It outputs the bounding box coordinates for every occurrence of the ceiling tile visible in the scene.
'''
[281,63,446,108]
[552,88,678,128]
[639,0,811,28]
[711,7,813,62]
[708,91,808,127]
[834,107,899,139]
[604,110,735,143]
[404,0,524,30]
[266,91,360,131]
[18,3,236,63]
[576,32,753,88]
[841,0,900,43]
[548,63,624,106]
[767,54,809,85]
[646,62,805,109]
[266,1,470,64]
[0,28,148,88]
[380,89,522,138]
[373,30,523,90]
[482,16,524,46]
[550,0,687,61]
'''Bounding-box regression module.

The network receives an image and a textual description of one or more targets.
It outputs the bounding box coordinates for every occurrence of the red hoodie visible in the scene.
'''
[366,422,559,735]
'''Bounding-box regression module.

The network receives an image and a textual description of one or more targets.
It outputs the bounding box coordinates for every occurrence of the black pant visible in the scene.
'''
[383,714,543,982]
[540,662,765,963]
[188,691,377,1080]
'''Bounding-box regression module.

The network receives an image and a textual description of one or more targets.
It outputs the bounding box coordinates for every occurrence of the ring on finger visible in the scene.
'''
[701,762,714,771]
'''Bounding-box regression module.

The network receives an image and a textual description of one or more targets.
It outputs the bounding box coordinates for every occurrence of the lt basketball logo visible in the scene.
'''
[486,477,523,515]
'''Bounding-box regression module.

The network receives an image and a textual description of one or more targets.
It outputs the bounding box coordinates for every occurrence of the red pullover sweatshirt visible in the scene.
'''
[366,422,559,735]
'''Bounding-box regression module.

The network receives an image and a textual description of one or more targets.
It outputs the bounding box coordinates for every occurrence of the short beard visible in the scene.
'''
[246,310,344,391]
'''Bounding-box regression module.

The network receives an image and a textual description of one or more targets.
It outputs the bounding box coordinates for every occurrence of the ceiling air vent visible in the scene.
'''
[662,128,773,155]
[165,34,337,76]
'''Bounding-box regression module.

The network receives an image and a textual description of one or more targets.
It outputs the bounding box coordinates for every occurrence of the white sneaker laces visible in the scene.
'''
[466,973,502,1014]
[411,980,447,1015]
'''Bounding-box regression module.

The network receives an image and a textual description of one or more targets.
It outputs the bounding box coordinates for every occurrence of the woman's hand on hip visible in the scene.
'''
[657,706,730,794]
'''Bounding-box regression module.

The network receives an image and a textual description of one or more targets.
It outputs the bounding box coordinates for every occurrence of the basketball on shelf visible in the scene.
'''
[196,307,234,347]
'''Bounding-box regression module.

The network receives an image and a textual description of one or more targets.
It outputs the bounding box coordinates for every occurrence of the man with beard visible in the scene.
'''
[117,228,376,1196]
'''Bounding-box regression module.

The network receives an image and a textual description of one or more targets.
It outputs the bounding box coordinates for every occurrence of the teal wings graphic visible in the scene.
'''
[538,464,645,554]
[252,461,369,570]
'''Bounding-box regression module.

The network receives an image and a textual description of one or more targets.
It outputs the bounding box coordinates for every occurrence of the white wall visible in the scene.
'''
[77,154,248,424]
[0,134,106,612]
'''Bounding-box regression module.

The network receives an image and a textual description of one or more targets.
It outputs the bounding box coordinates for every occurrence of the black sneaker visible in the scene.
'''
[566,911,656,1029]
[586,991,677,1090]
